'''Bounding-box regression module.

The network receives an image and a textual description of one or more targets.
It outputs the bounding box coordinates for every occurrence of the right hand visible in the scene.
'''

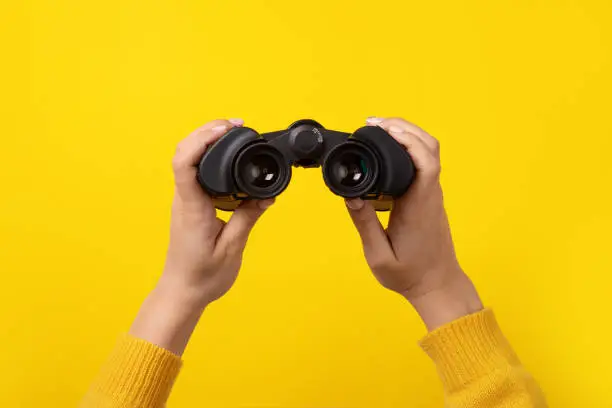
[160,118,275,310]
[130,119,274,355]
[345,117,483,330]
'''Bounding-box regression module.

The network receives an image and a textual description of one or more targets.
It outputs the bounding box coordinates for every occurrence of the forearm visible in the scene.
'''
[129,281,205,356]
[80,283,201,408]
[410,274,548,407]
[404,269,484,332]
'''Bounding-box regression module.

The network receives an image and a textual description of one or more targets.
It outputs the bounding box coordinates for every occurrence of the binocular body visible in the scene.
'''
[197,119,415,211]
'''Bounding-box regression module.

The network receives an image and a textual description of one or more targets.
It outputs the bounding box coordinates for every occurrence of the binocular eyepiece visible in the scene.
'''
[322,140,380,198]
[233,142,290,199]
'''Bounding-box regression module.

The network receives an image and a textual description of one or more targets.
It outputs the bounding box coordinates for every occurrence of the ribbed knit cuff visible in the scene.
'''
[420,309,520,393]
[84,334,183,408]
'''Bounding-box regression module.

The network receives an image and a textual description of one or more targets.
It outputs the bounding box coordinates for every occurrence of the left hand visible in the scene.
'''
[345,117,482,330]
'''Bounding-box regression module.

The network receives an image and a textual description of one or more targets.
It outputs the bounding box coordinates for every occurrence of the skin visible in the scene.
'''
[129,117,483,356]
[348,117,482,331]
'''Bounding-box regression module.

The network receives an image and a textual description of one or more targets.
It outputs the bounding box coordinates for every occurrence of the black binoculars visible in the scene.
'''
[197,119,416,211]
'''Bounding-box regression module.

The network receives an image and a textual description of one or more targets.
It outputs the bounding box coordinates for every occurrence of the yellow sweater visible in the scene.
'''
[80,309,547,407]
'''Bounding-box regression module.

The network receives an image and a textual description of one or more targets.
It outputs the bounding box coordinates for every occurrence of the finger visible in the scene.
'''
[345,198,396,266]
[172,119,234,202]
[174,119,234,174]
[367,117,439,154]
[215,199,275,255]
[383,125,440,179]
[383,117,439,154]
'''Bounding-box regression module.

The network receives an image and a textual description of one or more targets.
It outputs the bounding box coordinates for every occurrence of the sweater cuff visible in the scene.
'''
[86,334,183,407]
[419,308,520,392]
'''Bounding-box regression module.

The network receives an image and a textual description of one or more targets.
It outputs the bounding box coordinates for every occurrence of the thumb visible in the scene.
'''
[215,199,275,255]
[346,198,395,262]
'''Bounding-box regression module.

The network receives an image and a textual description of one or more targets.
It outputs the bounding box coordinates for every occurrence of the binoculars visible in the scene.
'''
[197,119,416,211]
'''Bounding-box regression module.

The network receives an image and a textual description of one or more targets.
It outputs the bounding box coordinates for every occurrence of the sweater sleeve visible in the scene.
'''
[420,309,547,408]
[79,334,183,408]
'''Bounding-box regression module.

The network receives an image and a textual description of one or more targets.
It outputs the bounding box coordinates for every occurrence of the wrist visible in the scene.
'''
[403,270,483,332]
[153,280,209,314]
[156,271,214,313]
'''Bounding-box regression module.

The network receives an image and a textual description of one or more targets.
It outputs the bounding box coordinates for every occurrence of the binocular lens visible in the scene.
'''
[241,154,280,189]
[331,153,369,188]
[323,141,379,198]
[234,143,291,199]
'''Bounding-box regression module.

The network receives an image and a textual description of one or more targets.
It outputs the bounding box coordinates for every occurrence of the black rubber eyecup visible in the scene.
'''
[233,142,291,199]
[322,140,379,198]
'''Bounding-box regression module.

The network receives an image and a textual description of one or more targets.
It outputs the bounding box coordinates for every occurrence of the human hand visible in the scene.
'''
[159,118,275,309]
[130,119,274,355]
[346,117,482,330]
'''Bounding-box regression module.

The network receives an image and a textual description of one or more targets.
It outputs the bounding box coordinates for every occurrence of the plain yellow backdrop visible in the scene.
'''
[1,0,611,407]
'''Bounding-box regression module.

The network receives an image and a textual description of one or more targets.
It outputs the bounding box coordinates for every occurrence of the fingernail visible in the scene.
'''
[345,198,364,210]
[257,198,275,210]
[388,125,405,134]
[211,124,229,133]
[366,116,384,125]
[229,118,244,127]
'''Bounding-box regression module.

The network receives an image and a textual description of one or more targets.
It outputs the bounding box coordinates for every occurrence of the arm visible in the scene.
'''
[346,117,547,408]
[80,118,274,408]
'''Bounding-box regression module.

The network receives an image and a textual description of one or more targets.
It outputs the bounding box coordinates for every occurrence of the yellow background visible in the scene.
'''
[1,0,611,406]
